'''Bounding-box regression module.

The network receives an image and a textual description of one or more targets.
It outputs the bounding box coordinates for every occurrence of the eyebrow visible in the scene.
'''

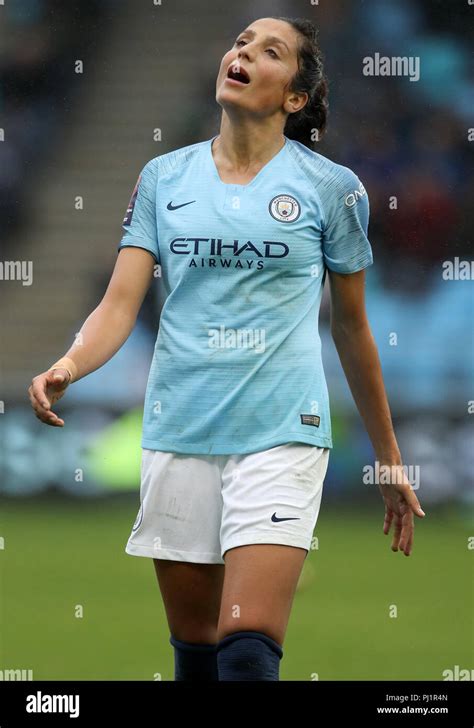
[238,28,290,53]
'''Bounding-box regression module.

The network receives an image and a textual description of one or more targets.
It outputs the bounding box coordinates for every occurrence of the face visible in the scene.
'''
[215,18,308,120]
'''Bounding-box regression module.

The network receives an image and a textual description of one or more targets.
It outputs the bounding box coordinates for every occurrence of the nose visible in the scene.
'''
[237,45,252,62]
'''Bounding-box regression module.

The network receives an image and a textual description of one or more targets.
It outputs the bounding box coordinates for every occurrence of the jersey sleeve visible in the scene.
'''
[321,167,373,273]
[117,158,160,264]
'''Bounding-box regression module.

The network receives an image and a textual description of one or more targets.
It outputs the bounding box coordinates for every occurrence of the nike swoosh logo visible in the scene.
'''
[271,512,301,522]
[167,200,196,210]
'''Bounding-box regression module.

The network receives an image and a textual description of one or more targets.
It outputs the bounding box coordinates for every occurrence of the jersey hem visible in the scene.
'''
[140,431,333,455]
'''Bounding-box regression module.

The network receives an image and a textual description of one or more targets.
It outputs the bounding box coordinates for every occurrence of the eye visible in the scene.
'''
[234,39,279,58]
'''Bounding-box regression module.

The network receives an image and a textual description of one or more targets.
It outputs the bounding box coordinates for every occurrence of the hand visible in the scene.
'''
[378,464,425,556]
[28,368,71,427]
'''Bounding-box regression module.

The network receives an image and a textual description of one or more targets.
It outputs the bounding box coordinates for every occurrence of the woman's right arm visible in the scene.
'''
[28,247,157,426]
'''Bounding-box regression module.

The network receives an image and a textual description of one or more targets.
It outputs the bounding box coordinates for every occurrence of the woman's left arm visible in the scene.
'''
[327,268,425,556]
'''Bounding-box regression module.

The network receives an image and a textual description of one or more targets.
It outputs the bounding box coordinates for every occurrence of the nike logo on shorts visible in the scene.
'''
[271,512,301,522]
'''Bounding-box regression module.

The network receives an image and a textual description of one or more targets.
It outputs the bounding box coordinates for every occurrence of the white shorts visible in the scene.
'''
[125,442,330,564]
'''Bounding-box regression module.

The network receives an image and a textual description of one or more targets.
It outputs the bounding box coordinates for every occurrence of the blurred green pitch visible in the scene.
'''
[0,496,471,681]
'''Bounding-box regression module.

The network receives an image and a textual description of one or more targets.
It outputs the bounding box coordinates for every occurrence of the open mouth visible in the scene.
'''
[227,64,250,84]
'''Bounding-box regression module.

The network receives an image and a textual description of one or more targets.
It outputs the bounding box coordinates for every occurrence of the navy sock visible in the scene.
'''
[216,630,283,681]
[169,634,218,681]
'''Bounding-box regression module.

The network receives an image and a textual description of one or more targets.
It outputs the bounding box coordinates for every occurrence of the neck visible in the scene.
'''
[213,114,286,172]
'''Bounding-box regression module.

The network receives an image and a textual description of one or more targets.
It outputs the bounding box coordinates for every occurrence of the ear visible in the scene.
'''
[284,90,308,115]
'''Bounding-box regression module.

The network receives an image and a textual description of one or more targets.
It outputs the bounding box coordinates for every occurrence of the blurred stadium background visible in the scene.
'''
[0,0,472,680]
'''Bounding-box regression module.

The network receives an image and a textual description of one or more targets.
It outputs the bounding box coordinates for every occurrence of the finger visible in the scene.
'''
[44,409,65,426]
[31,380,51,410]
[391,513,402,551]
[48,417,65,427]
[383,507,394,535]
[47,369,70,388]
[30,392,53,421]
[398,510,414,554]
[404,487,425,518]
[403,529,414,556]
[400,526,413,556]
[45,414,65,426]
[34,409,64,426]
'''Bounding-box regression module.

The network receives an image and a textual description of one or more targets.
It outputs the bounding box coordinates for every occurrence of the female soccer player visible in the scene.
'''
[28,16,425,681]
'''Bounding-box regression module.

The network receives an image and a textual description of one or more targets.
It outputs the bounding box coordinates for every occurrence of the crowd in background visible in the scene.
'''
[0,0,118,247]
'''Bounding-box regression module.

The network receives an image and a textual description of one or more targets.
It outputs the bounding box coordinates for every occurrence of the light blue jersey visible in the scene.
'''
[118,135,373,454]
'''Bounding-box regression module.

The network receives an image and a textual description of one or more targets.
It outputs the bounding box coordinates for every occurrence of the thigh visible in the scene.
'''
[153,559,225,643]
[217,543,306,645]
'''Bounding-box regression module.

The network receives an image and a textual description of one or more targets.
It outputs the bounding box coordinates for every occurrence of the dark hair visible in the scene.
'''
[267,16,329,150]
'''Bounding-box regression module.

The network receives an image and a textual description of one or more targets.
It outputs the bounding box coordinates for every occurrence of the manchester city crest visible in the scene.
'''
[269,194,301,223]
